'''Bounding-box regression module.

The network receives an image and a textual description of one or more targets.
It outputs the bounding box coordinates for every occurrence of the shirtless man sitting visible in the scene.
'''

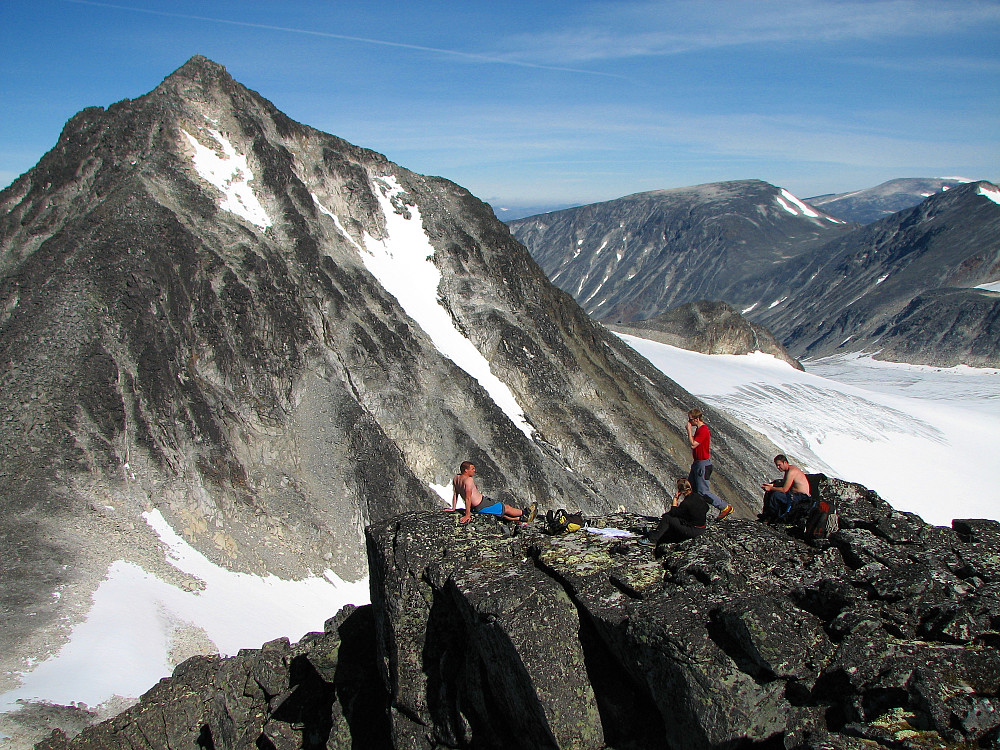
[761,454,811,520]
[446,461,529,524]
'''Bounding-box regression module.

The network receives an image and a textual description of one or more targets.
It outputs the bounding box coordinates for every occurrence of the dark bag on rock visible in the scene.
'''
[546,509,586,535]
[805,497,839,538]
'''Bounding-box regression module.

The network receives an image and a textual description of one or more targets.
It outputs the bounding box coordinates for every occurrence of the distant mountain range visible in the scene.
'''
[755,181,1000,365]
[508,179,853,324]
[489,202,580,221]
[510,179,1000,367]
[806,177,974,224]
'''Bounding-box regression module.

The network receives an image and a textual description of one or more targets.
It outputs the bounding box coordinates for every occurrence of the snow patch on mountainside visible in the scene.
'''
[0,510,367,713]
[776,189,820,218]
[357,174,534,439]
[978,184,1000,205]
[618,335,1000,526]
[182,128,272,228]
[776,188,844,223]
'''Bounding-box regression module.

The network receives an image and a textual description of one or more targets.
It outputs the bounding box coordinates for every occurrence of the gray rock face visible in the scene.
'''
[870,287,1000,367]
[606,299,803,370]
[756,180,1000,364]
[41,480,1000,749]
[508,180,852,323]
[0,55,779,722]
[806,177,973,224]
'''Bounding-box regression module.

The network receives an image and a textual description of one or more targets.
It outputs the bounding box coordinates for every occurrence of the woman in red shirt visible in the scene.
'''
[686,409,734,520]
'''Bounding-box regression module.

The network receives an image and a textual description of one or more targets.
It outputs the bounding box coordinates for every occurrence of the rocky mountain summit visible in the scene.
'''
[38,478,1000,749]
[806,177,973,224]
[508,180,853,323]
[606,300,803,370]
[0,55,782,737]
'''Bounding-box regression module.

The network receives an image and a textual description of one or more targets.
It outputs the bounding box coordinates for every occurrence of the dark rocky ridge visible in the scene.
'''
[0,55,781,731]
[869,287,1000,367]
[38,480,1000,749]
[806,177,973,225]
[606,299,803,370]
[756,180,1000,364]
[508,180,853,323]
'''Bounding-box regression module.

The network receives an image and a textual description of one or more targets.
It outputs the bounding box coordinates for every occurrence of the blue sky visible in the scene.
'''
[1,0,998,208]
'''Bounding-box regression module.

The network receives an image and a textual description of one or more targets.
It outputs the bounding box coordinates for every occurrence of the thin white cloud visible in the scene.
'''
[839,54,1000,75]
[322,99,994,203]
[63,0,624,78]
[330,100,994,170]
[495,0,1000,64]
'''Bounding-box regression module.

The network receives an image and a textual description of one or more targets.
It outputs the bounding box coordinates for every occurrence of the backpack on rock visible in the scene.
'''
[545,509,586,535]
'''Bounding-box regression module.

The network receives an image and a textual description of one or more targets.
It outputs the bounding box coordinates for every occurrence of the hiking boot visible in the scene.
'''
[523,502,538,524]
[717,505,734,520]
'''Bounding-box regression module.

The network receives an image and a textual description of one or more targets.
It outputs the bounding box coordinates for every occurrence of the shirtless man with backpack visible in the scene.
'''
[761,454,811,520]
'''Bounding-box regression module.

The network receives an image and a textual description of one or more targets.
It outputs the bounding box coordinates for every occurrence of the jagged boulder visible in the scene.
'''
[35,606,389,750]
[40,478,1000,749]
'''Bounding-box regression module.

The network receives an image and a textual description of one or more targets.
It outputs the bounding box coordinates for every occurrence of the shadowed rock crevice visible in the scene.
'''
[528,546,667,749]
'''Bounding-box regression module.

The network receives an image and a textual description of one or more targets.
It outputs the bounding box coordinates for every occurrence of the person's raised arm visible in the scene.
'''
[687,420,700,449]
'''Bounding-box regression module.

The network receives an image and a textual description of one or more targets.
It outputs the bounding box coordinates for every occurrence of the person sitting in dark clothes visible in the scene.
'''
[647,478,709,545]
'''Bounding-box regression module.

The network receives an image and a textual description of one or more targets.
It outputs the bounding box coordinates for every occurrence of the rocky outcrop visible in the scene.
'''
[36,604,389,750]
[44,478,1000,749]
[606,299,803,369]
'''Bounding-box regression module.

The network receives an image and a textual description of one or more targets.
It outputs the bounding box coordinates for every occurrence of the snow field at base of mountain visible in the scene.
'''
[0,510,369,715]
[619,334,1000,526]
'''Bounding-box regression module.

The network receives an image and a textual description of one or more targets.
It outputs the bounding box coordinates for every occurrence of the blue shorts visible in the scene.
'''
[476,500,503,516]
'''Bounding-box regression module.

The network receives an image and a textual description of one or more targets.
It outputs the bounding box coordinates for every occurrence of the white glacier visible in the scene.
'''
[617,334,1000,527]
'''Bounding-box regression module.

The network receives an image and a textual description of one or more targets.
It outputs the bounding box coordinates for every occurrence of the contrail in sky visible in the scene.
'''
[65,0,624,79]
